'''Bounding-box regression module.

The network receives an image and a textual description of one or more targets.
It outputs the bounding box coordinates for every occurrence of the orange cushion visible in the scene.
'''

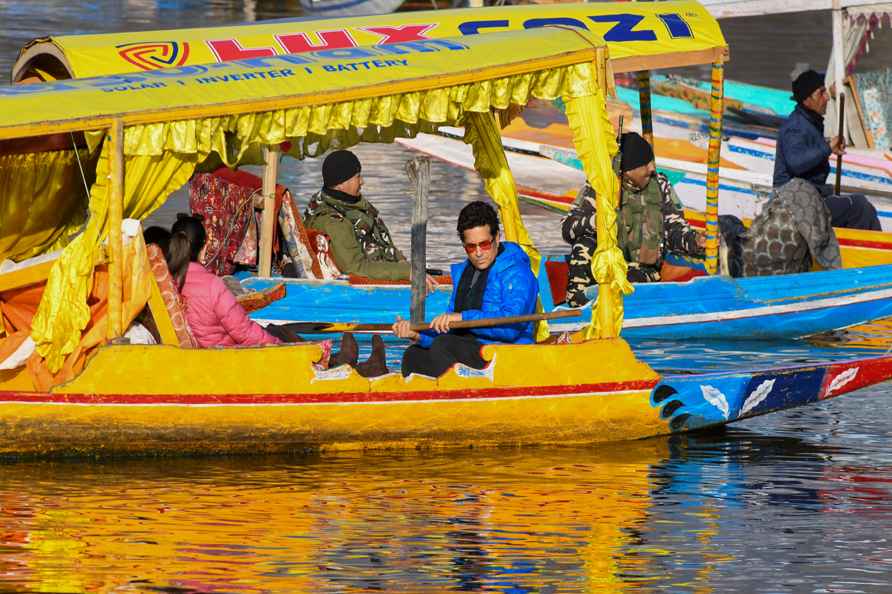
[237,282,286,313]
[146,244,197,348]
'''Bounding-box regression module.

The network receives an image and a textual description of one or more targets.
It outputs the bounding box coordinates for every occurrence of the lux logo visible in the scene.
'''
[208,25,435,62]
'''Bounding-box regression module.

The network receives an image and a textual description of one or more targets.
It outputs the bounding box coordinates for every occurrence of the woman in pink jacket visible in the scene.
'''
[165,215,386,376]
[167,215,281,348]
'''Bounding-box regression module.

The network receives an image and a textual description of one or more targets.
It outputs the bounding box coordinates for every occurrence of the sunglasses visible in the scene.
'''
[463,238,494,255]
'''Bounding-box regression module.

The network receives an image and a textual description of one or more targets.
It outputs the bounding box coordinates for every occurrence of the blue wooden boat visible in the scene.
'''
[244,262,892,341]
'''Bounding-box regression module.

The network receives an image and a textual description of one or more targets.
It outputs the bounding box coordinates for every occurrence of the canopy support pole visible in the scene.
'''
[704,61,725,275]
[832,0,846,143]
[107,118,124,340]
[259,145,280,278]
[407,156,430,325]
[636,70,654,147]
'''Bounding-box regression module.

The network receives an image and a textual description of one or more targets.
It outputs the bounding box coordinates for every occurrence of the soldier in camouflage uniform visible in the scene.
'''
[303,150,411,281]
[562,132,705,307]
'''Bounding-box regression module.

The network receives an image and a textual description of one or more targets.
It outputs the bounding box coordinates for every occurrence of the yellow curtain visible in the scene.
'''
[563,66,631,339]
[0,151,90,262]
[462,112,539,270]
[31,139,201,372]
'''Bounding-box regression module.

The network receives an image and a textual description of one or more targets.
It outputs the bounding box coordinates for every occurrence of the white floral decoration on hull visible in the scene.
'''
[741,378,775,416]
[700,385,729,419]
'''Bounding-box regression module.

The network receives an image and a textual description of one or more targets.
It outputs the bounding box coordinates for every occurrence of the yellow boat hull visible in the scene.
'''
[0,338,667,456]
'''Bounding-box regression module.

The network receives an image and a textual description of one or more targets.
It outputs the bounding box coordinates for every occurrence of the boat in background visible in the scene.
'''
[395,130,892,269]
[299,0,407,18]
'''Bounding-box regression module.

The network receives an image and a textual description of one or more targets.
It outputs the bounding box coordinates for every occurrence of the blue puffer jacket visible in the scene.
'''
[773,104,832,188]
[417,241,538,348]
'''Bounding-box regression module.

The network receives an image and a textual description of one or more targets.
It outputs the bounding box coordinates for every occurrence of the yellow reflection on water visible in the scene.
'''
[0,439,723,593]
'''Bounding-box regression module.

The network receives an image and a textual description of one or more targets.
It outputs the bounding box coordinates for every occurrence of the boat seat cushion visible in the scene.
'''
[146,244,198,348]
[305,229,343,280]
[278,191,318,279]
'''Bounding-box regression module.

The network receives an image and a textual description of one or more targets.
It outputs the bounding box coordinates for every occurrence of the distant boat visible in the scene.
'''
[299,0,407,18]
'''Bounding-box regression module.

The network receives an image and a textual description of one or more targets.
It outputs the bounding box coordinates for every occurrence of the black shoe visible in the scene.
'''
[329,332,358,367]
[355,335,389,378]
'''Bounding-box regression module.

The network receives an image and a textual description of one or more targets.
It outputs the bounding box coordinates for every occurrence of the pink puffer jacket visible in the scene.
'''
[181,262,281,348]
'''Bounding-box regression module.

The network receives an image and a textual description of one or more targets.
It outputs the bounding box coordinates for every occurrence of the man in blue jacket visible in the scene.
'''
[773,69,881,230]
[392,201,538,378]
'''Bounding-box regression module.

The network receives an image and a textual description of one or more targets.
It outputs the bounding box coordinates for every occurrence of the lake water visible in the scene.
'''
[2,1,892,592]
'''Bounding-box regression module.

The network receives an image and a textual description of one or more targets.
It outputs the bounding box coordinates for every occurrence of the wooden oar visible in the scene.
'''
[276,309,584,334]
[835,92,846,195]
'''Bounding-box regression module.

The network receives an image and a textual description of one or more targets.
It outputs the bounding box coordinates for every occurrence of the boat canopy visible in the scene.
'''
[0,30,601,144]
[0,27,628,372]
[12,1,727,83]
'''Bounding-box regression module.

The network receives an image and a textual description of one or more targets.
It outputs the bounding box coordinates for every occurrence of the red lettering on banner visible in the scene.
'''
[208,39,276,61]
[361,24,435,44]
[277,30,356,54]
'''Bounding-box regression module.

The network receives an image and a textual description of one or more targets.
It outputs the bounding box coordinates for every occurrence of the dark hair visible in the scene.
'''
[457,201,500,241]
[166,214,207,290]
[143,226,171,254]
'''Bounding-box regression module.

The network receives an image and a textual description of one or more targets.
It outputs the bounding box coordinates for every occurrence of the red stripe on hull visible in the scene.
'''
[836,238,892,251]
[517,186,575,204]
[820,358,892,400]
[0,379,658,406]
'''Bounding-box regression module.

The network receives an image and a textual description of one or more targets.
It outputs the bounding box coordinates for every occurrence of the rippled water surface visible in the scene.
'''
[3,421,892,593]
[2,2,892,592]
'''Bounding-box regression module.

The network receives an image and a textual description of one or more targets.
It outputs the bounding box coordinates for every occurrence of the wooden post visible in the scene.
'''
[637,70,654,147]
[704,61,725,275]
[107,118,124,339]
[406,156,430,325]
[832,0,847,145]
[258,145,280,278]
[835,93,846,195]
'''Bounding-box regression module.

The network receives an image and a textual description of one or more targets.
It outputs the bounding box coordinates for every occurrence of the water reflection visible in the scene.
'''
[0,444,663,592]
[0,432,889,592]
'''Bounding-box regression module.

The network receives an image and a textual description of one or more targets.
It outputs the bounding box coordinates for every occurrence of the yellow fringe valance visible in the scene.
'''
[84,63,598,164]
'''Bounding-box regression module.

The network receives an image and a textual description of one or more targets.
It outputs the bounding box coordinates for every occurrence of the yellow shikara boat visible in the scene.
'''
[1,26,891,457]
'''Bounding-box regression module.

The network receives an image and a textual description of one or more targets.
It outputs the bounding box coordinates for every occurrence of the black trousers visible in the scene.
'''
[264,323,305,343]
[401,333,487,378]
[817,185,882,231]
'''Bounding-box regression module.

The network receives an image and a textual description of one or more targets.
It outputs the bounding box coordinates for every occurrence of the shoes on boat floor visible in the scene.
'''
[354,335,389,378]
[329,332,359,367]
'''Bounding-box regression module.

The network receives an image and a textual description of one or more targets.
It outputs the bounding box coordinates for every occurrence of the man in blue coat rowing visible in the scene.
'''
[392,201,538,378]
[773,69,881,231]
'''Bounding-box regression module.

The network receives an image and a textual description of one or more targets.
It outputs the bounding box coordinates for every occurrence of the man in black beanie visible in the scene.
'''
[773,69,880,230]
[560,132,705,306]
[303,149,418,281]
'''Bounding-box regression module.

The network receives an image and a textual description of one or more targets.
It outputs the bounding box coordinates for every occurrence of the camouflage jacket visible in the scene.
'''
[303,189,410,280]
[742,178,841,276]
[561,173,703,306]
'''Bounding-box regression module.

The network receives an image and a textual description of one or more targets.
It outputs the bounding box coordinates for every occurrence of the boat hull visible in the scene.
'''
[246,264,892,341]
[0,339,663,456]
[0,341,889,456]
